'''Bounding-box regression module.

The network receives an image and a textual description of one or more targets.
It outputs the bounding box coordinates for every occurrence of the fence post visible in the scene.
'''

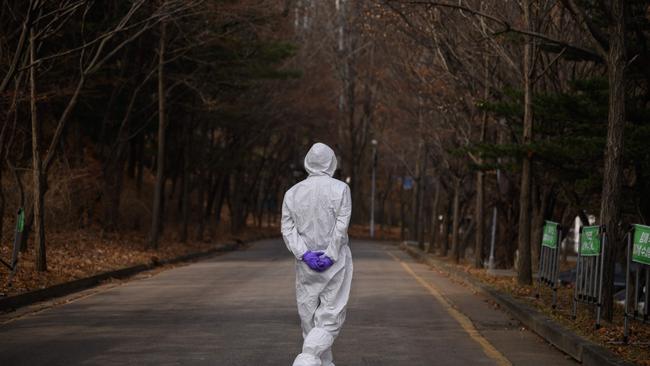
[624,230,632,343]
[596,226,606,328]
[572,226,583,319]
[552,226,562,309]
[536,245,544,299]
[537,221,561,307]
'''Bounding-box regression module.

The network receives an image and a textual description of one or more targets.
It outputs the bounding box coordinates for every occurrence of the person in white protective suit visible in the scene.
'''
[281,142,353,366]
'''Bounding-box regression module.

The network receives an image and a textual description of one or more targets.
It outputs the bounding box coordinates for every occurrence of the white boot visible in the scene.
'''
[293,327,334,366]
[292,353,321,366]
[321,348,335,366]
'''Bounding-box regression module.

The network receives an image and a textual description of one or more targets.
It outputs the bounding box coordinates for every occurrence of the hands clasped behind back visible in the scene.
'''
[302,250,335,272]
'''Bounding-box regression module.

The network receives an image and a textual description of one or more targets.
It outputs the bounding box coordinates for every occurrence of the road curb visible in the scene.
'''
[399,243,635,366]
[0,237,272,313]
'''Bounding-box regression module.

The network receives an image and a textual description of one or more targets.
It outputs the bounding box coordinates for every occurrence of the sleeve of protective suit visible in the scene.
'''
[324,185,352,262]
[281,195,310,260]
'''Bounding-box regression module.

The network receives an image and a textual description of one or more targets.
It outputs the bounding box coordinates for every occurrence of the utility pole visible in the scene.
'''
[370,139,377,238]
[488,206,497,270]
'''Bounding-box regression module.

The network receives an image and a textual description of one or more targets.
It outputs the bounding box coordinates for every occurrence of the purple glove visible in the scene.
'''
[317,255,334,271]
[302,251,325,271]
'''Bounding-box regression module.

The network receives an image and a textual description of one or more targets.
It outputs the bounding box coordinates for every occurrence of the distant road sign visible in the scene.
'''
[403,176,413,190]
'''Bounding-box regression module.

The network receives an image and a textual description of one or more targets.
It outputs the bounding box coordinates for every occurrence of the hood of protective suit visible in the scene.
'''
[304,143,337,177]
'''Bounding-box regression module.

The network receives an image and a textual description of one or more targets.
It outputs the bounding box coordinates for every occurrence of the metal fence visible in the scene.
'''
[536,220,562,308]
[624,224,650,343]
[571,225,606,328]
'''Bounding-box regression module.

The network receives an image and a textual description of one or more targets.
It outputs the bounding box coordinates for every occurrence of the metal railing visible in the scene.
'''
[536,220,562,308]
[571,225,606,328]
[623,224,650,343]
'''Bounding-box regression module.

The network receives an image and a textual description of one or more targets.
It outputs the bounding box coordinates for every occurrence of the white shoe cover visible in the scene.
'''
[302,327,334,356]
[292,353,321,366]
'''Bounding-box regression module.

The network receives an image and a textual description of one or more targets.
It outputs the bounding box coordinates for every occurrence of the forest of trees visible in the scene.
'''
[1,0,650,326]
[0,0,312,284]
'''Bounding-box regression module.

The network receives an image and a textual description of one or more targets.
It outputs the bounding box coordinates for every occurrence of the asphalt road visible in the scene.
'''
[0,239,576,366]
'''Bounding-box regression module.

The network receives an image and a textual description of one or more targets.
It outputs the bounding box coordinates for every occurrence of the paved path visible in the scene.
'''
[0,239,576,365]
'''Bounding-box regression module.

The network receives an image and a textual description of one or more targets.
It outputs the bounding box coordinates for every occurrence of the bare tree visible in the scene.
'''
[29,24,46,271]
[17,0,190,258]
[149,19,167,249]
[516,0,535,285]
[561,0,627,321]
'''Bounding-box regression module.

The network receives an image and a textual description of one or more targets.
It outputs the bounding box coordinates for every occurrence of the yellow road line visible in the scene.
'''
[387,251,511,366]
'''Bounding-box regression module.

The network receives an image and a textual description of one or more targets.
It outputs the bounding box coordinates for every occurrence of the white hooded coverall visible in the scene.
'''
[281,143,353,366]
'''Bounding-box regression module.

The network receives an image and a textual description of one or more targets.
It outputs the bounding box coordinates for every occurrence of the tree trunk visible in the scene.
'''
[194,170,207,239]
[600,0,626,321]
[198,173,220,240]
[475,56,489,268]
[168,172,178,201]
[135,133,144,195]
[517,0,534,285]
[214,174,228,230]
[400,176,406,241]
[127,137,137,179]
[0,76,18,244]
[461,219,476,254]
[440,197,450,257]
[560,206,571,264]
[9,163,26,249]
[428,178,441,253]
[379,172,392,232]
[0,165,4,243]
[203,177,223,239]
[254,174,263,228]
[30,30,46,272]
[102,157,126,231]
[148,20,166,249]
[0,142,6,242]
[411,178,418,242]
[0,0,34,96]
[179,125,191,243]
[451,178,461,263]
[475,167,485,268]
[531,183,553,269]
[230,171,247,234]
[102,108,134,231]
[416,150,426,249]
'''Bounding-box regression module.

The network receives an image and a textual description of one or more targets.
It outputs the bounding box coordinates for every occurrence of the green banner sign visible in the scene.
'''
[580,226,600,256]
[542,221,559,249]
[633,224,650,265]
[16,208,24,233]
